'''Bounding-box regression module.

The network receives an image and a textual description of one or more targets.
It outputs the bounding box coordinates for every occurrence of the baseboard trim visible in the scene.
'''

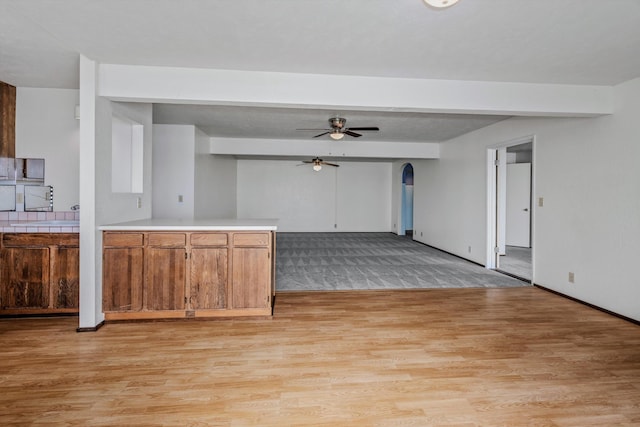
[534,284,639,326]
[0,312,79,319]
[411,240,486,268]
[495,269,532,283]
[76,320,105,333]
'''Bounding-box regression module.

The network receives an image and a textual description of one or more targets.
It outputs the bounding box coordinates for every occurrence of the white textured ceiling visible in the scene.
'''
[153,104,509,142]
[1,0,639,142]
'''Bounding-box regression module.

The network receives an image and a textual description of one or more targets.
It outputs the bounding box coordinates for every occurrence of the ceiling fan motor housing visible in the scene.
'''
[329,117,346,130]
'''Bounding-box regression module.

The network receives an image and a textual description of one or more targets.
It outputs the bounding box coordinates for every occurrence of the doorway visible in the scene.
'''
[400,163,414,237]
[486,138,534,282]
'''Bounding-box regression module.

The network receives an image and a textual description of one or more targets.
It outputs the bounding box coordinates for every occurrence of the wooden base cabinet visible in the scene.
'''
[0,233,79,315]
[102,231,274,320]
[190,247,228,310]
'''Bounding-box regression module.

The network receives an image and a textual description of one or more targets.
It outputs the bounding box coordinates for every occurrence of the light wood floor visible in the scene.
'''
[1,287,639,426]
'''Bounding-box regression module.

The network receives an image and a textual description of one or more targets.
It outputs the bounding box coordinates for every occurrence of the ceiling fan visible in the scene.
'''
[297,117,379,140]
[298,157,339,172]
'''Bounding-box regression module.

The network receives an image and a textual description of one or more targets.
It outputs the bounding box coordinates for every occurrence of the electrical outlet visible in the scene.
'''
[468,246,472,253]
[136,197,142,209]
[420,231,423,237]
[178,195,183,203]
[568,272,575,283]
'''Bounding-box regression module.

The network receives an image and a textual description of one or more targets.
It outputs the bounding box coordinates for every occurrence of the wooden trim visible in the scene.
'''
[104,308,272,321]
[76,320,105,333]
[105,310,189,321]
[0,81,16,158]
[193,308,272,318]
[0,311,78,318]
[534,284,640,326]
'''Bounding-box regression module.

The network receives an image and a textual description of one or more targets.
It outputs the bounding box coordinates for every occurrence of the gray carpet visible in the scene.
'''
[499,245,532,281]
[276,232,528,291]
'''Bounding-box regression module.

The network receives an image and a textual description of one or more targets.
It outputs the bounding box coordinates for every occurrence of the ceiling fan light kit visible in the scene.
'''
[330,131,344,140]
[423,0,459,9]
[300,157,340,172]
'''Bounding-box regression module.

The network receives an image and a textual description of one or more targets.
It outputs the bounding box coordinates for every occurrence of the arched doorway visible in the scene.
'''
[400,163,414,237]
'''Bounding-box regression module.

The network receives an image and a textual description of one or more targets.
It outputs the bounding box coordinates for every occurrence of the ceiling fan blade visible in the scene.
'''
[313,132,330,138]
[302,160,314,163]
[321,162,340,167]
[296,128,330,131]
[344,130,362,137]
[347,127,379,131]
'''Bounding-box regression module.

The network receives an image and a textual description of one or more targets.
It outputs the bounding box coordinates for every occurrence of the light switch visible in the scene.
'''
[538,197,544,207]
[178,195,183,203]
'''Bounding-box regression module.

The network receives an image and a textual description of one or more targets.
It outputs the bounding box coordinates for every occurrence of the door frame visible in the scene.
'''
[486,135,536,278]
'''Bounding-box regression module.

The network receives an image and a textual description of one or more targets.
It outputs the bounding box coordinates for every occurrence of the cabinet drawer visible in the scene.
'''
[3,233,79,247]
[233,233,270,246]
[148,233,186,247]
[191,233,228,246]
[103,233,143,247]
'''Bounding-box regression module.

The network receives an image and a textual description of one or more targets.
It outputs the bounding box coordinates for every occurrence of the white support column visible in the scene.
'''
[78,55,103,329]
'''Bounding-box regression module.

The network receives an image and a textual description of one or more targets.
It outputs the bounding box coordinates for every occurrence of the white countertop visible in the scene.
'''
[99,218,278,231]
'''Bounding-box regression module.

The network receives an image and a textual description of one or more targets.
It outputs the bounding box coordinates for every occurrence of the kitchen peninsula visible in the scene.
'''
[99,218,277,321]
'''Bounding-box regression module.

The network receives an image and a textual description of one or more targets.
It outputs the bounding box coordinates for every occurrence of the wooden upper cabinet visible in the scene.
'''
[0,81,16,158]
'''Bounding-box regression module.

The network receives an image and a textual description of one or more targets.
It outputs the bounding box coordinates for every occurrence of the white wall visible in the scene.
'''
[152,124,195,218]
[237,159,392,232]
[152,125,238,219]
[414,77,640,321]
[15,88,79,211]
[194,128,237,218]
[95,101,153,225]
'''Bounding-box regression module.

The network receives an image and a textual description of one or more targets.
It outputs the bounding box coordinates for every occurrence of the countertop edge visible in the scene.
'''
[99,225,278,231]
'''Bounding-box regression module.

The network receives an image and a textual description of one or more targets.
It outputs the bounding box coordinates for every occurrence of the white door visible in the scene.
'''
[506,163,531,247]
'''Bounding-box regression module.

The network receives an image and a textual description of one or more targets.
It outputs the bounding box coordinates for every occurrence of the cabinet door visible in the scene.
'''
[146,247,186,311]
[0,247,49,309]
[103,247,143,312]
[231,247,270,309]
[190,248,228,310]
[51,247,79,309]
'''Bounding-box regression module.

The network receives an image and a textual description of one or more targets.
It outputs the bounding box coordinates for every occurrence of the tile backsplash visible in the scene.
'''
[0,211,80,233]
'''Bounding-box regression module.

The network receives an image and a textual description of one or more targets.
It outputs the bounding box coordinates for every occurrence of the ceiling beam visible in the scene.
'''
[98,64,613,117]
[210,137,439,160]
